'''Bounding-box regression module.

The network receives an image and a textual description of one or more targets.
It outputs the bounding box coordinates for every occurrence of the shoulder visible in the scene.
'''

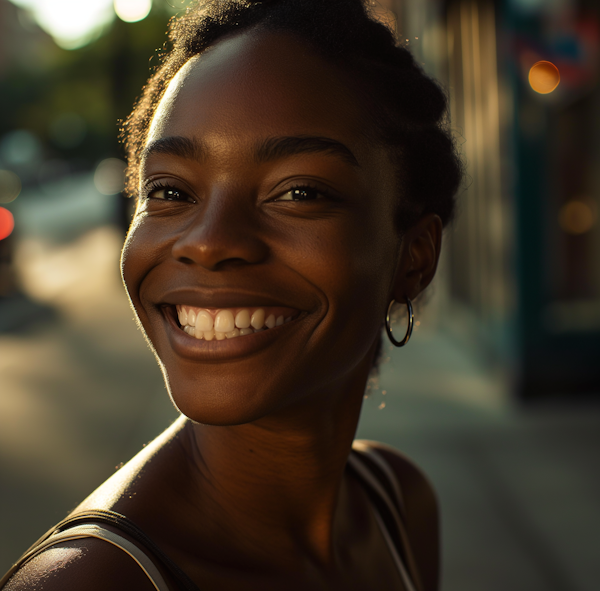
[353,439,440,591]
[2,537,160,591]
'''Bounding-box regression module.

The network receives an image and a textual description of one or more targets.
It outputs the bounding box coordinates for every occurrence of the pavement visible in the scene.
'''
[1,224,599,591]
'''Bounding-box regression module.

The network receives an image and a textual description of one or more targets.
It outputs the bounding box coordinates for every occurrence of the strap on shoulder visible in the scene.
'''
[0,510,200,591]
[1,524,170,591]
[348,446,424,591]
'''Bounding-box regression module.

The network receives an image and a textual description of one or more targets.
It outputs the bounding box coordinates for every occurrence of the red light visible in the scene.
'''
[0,207,15,240]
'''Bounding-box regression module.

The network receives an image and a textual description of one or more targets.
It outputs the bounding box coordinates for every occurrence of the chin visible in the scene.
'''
[163,371,296,427]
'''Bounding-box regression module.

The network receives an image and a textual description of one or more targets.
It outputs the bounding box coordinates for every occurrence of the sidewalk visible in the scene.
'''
[1,226,599,590]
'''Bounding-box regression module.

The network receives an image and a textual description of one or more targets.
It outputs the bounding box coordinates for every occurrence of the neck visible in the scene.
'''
[181,360,372,569]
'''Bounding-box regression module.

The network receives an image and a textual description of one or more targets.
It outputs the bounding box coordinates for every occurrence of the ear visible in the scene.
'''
[392,214,443,302]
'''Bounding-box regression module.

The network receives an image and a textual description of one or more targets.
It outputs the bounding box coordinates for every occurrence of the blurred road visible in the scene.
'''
[1,222,599,591]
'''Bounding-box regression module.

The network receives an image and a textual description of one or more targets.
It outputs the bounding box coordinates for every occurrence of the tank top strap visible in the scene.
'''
[348,446,424,591]
[0,510,200,591]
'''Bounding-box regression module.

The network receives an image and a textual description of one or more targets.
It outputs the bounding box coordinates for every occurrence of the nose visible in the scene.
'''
[171,190,269,271]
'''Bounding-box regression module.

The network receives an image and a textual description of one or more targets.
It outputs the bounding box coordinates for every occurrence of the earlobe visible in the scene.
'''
[392,214,443,302]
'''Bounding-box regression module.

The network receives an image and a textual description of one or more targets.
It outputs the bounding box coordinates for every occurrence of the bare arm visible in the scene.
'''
[3,539,161,591]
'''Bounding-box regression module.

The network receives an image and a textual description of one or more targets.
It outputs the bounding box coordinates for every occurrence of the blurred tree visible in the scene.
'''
[0,1,179,179]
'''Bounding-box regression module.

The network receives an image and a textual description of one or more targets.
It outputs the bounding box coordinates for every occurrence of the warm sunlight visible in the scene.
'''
[7,0,152,49]
[114,0,152,23]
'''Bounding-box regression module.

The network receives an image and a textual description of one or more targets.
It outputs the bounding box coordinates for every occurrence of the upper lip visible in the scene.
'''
[158,288,307,311]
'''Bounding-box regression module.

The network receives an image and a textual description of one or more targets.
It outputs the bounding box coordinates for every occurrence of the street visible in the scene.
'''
[1,223,599,591]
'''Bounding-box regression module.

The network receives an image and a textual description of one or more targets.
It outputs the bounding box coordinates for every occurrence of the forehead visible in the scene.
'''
[146,30,370,153]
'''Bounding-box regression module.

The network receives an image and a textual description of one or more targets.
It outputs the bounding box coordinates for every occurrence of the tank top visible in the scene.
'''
[0,444,421,591]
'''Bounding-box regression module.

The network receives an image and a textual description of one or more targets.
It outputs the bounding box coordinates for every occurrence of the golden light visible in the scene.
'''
[0,207,15,241]
[12,0,115,50]
[114,0,152,23]
[0,170,22,204]
[529,61,560,94]
[559,199,596,235]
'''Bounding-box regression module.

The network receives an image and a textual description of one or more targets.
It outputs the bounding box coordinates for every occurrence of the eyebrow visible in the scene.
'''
[255,136,360,167]
[141,135,360,167]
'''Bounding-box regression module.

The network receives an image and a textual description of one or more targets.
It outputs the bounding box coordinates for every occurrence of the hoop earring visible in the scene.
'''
[385,298,414,347]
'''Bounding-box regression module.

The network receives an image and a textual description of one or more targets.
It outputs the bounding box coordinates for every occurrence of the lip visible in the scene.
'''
[160,303,307,362]
[158,288,306,311]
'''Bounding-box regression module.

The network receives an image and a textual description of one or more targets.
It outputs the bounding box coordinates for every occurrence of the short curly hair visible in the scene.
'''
[121,0,463,233]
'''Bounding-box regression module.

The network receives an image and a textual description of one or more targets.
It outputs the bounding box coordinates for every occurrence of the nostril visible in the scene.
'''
[178,257,195,265]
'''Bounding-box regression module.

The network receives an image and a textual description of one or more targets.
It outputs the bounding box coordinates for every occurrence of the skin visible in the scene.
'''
[6,30,442,591]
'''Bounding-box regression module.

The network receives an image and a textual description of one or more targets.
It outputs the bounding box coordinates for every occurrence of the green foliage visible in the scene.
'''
[0,3,179,168]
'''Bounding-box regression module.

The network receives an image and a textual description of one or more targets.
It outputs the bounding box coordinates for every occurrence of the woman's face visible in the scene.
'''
[121,30,404,425]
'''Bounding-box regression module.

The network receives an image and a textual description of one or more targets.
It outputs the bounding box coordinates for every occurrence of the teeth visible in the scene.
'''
[178,307,188,326]
[235,309,251,329]
[179,306,297,340]
[215,310,235,333]
[196,310,213,332]
[250,308,265,329]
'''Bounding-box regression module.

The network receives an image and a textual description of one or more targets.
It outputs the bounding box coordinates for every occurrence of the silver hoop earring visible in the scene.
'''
[385,298,414,347]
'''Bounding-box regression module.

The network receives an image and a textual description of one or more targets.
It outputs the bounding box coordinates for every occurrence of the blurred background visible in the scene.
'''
[0,0,599,589]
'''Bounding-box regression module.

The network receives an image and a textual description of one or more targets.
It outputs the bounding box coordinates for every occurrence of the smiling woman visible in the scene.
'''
[1,1,462,590]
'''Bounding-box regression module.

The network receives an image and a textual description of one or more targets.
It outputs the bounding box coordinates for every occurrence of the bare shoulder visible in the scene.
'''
[2,538,158,591]
[354,439,440,591]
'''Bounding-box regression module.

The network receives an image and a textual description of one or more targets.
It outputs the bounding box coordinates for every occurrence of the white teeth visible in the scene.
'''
[178,307,189,326]
[196,310,213,332]
[235,309,251,329]
[250,308,265,329]
[180,306,296,340]
[215,309,235,333]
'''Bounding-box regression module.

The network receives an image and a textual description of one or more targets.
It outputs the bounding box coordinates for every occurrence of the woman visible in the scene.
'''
[1,0,462,589]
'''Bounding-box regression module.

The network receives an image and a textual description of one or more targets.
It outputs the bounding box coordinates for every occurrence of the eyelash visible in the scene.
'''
[143,180,195,203]
[275,183,334,202]
[142,181,335,203]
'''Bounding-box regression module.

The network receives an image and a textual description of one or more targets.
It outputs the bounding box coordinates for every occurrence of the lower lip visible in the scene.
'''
[161,306,304,362]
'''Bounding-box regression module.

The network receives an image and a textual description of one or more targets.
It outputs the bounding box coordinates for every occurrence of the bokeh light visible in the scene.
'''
[0,207,15,241]
[9,0,115,50]
[559,199,596,235]
[0,171,22,204]
[114,0,152,23]
[0,130,42,167]
[94,158,126,195]
[529,60,560,94]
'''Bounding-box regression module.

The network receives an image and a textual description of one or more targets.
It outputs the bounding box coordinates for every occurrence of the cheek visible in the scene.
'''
[273,215,396,366]
[120,214,167,317]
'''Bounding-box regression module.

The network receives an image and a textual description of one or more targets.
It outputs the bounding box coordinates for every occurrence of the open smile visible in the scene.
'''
[176,305,300,340]
[160,303,306,361]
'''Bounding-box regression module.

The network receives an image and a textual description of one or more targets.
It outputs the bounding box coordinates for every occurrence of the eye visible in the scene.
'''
[144,182,195,203]
[275,185,326,202]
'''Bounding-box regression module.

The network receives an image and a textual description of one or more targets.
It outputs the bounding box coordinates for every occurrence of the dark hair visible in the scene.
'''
[121,0,463,233]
